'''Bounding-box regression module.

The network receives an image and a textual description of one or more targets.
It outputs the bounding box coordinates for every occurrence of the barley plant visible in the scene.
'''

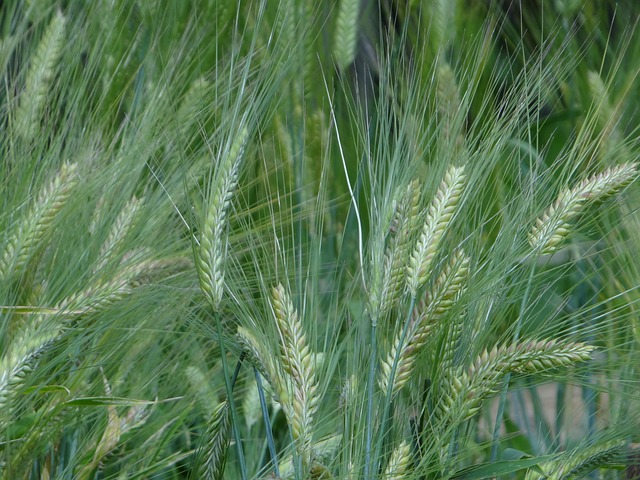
[1,1,640,479]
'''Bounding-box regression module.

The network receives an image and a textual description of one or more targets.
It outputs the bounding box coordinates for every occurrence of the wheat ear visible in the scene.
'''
[378,179,422,316]
[0,162,78,281]
[529,163,637,254]
[379,249,469,397]
[95,196,143,272]
[15,10,66,143]
[384,441,412,479]
[196,126,248,310]
[525,440,624,480]
[196,400,231,480]
[406,165,466,296]
[438,339,594,423]
[271,283,319,465]
[333,0,360,70]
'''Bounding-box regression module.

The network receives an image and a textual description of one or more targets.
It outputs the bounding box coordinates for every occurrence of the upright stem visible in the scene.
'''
[215,314,248,480]
[254,368,280,478]
[364,315,377,480]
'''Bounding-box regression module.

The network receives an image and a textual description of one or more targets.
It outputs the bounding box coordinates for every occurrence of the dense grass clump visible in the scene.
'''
[1,1,640,479]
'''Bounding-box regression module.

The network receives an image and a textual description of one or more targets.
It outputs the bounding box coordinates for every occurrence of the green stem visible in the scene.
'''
[364,315,377,480]
[255,368,280,478]
[215,315,248,480]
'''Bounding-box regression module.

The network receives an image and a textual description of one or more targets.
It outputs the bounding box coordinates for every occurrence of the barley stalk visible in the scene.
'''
[379,249,469,397]
[196,400,231,480]
[406,165,466,296]
[14,10,66,143]
[196,126,249,310]
[529,163,637,254]
[0,162,78,281]
[271,283,319,465]
[384,441,412,479]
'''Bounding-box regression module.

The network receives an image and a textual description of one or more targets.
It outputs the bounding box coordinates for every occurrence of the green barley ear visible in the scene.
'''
[55,259,151,315]
[195,125,249,310]
[587,71,618,137]
[406,165,466,297]
[529,163,637,255]
[525,439,625,480]
[438,339,594,424]
[436,63,465,147]
[385,440,412,479]
[95,196,143,272]
[378,179,422,316]
[333,0,360,70]
[177,77,211,143]
[380,249,469,397]
[14,10,66,143]
[0,322,60,425]
[195,400,231,480]
[0,162,78,281]
[186,366,219,416]
[271,283,319,466]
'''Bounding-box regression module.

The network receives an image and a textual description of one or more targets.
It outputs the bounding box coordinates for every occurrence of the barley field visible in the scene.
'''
[1,1,640,479]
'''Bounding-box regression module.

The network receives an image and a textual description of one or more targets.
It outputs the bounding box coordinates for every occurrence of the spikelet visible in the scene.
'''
[271,284,319,465]
[196,400,231,480]
[406,166,465,296]
[333,0,360,70]
[95,196,143,272]
[385,441,412,479]
[379,249,469,397]
[15,10,66,143]
[196,126,249,310]
[525,440,624,480]
[378,179,422,316]
[438,339,594,423]
[0,162,78,281]
[529,163,637,255]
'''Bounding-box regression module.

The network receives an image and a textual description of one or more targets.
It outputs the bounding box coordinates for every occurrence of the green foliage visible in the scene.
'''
[1,0,639,479]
